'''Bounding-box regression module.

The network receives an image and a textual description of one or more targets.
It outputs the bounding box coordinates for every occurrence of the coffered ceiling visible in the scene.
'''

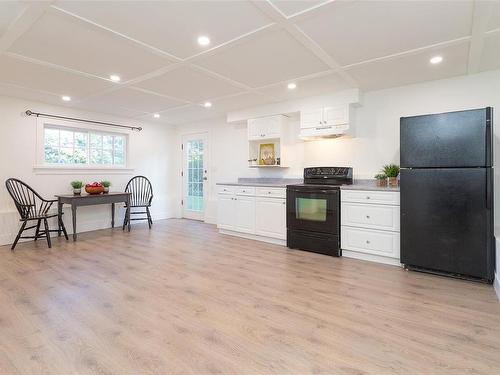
[0,0,498,125]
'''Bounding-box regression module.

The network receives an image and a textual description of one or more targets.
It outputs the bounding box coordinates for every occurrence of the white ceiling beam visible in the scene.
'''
[467,0,494,74]
[0,2,52,54]
[250,0,358,87]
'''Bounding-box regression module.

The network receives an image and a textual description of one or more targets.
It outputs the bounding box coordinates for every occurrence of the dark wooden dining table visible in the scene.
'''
[55,192,131,241]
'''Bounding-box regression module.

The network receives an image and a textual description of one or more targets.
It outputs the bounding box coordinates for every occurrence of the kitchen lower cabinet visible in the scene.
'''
[341,189,400,264]
[234,195,255,234]
[217,185,286,244]
[255,197,286,239]
[217,193,236,230]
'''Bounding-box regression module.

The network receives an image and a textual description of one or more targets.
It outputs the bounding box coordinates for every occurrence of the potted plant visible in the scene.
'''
[382,164,400,186]
[101,180,111,193]
[374,173,387,187]
[70,181,83,195]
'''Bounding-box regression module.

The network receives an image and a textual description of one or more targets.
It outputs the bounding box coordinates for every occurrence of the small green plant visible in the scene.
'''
[382,164,400,178]
[374,173,387,180]
[70,180,83,189]
[100,180,111,188]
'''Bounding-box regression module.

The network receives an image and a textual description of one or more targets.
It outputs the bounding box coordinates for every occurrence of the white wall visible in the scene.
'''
[0,95,177,246]
[175,69,500,292]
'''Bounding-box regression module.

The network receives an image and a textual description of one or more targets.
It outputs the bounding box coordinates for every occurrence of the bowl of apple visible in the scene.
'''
[85,182,104,195]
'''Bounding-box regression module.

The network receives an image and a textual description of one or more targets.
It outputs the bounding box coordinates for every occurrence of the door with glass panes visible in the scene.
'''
[182,133,208,220]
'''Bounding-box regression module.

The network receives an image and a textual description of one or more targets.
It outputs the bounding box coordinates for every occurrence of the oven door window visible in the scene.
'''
[296,198,327,222]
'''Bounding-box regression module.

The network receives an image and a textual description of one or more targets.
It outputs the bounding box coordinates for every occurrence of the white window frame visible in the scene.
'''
[34,117,134,174]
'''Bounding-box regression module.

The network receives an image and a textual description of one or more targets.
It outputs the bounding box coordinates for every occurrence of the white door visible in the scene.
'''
[255,197,286,239]
[234,195,255,234]
[182,133,208,220]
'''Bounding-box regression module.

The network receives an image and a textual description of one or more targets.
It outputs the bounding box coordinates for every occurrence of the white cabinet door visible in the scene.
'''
[300,109,323,129]
[217,194,235,230]
[248,118,263,140]
[255,197,286,239]
[323,105,348,126]
[248,116,283,140]
[234,196,255,234]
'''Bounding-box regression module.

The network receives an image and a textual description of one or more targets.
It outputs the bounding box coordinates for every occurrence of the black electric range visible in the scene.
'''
[286,167,353,256]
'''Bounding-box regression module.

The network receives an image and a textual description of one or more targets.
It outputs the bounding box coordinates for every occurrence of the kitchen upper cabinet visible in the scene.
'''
[301,105,349,129]
[255,197,286,240]
[248,115,286,140]
[234,195,255,234]
[323,105,348,126]
[300,109,323,129]
[300,104,352,139]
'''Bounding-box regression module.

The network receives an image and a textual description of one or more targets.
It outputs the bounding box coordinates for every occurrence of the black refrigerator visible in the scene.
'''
[400,107,495,283]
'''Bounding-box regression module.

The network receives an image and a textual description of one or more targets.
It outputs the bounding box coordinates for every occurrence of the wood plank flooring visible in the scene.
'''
[0,219,499,375]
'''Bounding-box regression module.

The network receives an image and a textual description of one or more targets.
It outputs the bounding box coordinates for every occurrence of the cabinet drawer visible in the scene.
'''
[217,185,236,195]
[341,226,400,258]
[236,186,255,196]
[341,203,399,232]
[256,187,286,198]
[341,190,400,205]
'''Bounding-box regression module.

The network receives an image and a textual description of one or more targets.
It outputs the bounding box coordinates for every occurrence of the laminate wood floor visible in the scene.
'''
[0,219,499,375]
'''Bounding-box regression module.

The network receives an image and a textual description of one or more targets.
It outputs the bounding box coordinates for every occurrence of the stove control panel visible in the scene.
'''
[304,167,353,179]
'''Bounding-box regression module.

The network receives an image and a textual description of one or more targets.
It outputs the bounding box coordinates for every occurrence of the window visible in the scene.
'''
[43,126,126,166]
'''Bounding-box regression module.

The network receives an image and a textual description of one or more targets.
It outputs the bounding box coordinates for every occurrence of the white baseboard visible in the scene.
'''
[219,229,286,246]
[342,249,402,266]
[0,209,175,247]
[204,215,217,225]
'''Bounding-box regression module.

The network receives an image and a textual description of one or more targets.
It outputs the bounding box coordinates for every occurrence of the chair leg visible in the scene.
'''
[11,221,27,251]
[122,207,129,230]
[34,219,41,241]
[146,207,152,229]
[59,215,69,240]
[43,218,52,249]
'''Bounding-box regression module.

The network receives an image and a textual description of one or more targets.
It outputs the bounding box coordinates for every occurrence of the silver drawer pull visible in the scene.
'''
[268,191,271,194]
[366,240,370,244]
[366,196,371,199]
[366,215,370,219]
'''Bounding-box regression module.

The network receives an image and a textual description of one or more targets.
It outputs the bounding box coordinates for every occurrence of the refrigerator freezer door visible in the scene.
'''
[400,108,492,168]
[400,168,494,281]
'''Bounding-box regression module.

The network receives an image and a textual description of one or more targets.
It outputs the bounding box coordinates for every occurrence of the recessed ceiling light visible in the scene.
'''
[61,95,71,102]
[287,82,297,90]
[110,74,121,82]
[430,56,443,64]
[203,102,212,108]
[197,35,210,46]
[153,113,160,118]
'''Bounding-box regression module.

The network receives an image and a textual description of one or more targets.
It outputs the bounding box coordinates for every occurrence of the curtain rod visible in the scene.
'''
[25,110,142,131]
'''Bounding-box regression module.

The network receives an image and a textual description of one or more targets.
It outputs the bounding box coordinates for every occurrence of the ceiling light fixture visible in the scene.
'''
[430,56,443,64]
[110,74,121,82]
[153,113,160,118]
[197,35,210,46]
[61,95,71,102]
[287,82,297,90]
[203,102,212,108]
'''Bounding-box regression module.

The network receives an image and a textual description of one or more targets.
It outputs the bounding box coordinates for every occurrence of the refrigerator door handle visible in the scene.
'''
[486,168,492,210]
